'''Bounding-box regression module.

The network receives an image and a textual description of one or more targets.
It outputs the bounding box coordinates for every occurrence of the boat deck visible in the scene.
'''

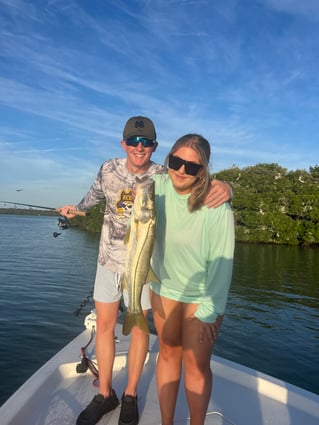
[1,324,318,425]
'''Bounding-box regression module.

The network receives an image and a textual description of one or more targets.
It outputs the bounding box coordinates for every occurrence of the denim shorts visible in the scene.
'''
[93,263,151,310]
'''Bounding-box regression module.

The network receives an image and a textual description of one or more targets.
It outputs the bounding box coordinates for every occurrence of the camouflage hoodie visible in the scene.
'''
[76,158,164,273]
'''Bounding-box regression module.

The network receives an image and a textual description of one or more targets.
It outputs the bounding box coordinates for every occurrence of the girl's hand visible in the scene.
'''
[188,314,222,344]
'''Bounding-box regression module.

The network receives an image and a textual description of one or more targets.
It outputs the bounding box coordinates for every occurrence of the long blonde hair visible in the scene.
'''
[165,134,211,212]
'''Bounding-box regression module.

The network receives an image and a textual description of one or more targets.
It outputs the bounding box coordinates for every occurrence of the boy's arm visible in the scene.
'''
[205,179,233,208]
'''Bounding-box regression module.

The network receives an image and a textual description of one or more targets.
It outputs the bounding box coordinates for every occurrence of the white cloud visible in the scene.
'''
[262,0,319,20]
[0,0,318,205]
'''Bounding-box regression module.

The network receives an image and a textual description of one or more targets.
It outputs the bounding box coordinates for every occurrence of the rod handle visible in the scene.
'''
[56,208,89,217]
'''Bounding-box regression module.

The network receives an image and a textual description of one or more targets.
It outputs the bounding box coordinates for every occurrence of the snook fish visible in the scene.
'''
[122,178,158,336]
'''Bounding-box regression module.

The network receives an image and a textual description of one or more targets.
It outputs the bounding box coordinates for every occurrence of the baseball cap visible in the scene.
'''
[123,116,157,141]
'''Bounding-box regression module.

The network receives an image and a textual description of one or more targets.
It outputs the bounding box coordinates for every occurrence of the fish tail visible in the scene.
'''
[122,312,150,336]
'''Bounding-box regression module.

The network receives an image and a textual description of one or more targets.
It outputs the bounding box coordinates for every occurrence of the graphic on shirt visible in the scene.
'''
[116,189,134,216]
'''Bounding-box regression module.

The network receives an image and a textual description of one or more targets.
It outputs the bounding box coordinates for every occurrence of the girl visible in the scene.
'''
[151,134,235,425]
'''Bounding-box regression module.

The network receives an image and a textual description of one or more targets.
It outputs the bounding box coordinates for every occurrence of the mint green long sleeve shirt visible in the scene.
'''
[150,174,235,323]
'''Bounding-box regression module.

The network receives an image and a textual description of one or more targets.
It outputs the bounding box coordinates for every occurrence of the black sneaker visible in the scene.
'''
[77,391,119,425]
[118,393,139,425]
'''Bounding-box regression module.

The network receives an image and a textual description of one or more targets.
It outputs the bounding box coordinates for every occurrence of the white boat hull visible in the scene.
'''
[1,322,318,425]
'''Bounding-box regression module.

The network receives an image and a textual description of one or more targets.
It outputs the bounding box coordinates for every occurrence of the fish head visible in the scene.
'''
[133,178,155,222]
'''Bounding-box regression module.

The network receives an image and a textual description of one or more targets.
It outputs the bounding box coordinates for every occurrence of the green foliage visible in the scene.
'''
[70,163,319,246]
[71,202,105,232]
[0,208,57,216]
[214,163,319,246]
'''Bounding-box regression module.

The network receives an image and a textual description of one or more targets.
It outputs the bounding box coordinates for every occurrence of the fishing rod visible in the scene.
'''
[1,200,89,238]
[0,200,87,216]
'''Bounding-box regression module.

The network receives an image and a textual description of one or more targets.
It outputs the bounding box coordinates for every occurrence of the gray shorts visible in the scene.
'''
[93,263,151,310]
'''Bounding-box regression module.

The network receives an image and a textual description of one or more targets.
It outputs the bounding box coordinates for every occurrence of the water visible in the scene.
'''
[0,215,98,406]
[214,243,319,396]
[0,215,318,406]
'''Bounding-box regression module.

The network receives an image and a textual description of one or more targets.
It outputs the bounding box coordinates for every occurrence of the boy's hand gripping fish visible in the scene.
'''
[122,178,158,335]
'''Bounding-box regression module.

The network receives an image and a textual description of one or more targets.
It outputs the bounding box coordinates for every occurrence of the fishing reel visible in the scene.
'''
[53,216,70,238]
[57,216,69,230]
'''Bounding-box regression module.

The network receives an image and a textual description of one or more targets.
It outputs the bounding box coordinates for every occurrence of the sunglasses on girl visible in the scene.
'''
[125,137,156,148]
[168,154,202,176]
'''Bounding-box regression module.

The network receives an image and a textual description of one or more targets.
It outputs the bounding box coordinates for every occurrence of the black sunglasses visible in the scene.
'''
[125,137,156,148]
[168,154,202,176]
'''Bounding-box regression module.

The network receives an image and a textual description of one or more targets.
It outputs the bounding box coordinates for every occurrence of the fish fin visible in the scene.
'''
[122,312,150,336]
[121,274,127,291]
[124,226,131,245]
[146,267,160,283]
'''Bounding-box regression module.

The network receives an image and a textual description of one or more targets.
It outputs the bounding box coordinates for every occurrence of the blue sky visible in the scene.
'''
[1,0,318,207]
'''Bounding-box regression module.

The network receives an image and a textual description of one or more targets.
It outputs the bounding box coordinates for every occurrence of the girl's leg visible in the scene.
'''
[182,305,222,425]
[151,292,183,425]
